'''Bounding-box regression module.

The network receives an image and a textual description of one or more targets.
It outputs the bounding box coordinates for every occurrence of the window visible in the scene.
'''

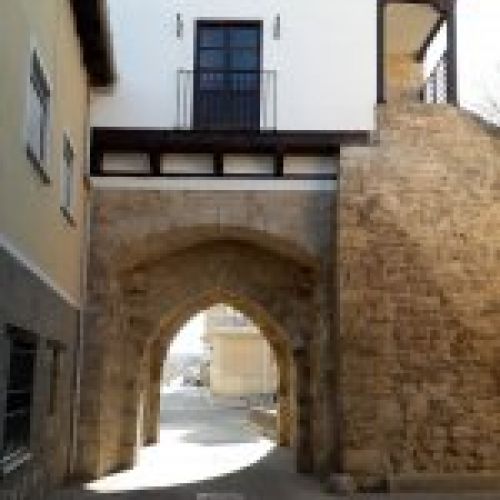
[60,134,75,224]
[1,327,36,464]
[194,22,262,130]
[26,50,51,182]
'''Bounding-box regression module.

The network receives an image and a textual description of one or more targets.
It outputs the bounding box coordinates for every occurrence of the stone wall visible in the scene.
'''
[338,103,500,487]
[78,188,336,479]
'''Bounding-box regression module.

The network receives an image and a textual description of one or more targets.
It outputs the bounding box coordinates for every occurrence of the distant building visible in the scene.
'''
[204,305,277,398]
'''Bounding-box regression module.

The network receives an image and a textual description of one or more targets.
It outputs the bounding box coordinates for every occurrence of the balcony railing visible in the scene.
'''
[177,70,277,131]
[420,53,448,104]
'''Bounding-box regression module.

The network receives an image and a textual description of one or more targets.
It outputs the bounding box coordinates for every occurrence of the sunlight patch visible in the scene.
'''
[85,432,275,492]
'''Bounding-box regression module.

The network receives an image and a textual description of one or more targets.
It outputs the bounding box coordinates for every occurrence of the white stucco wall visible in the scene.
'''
[91,0,377,132]
[425,0,500,124]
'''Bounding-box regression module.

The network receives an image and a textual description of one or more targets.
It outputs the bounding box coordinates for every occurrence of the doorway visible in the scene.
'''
[194,21,262,130]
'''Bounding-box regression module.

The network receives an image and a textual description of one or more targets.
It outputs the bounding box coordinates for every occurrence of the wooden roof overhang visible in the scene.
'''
[69,0,114,87]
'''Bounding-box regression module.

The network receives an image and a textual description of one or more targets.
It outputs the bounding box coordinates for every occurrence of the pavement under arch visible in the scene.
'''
[53,384,333,500]
[51,384,498,500]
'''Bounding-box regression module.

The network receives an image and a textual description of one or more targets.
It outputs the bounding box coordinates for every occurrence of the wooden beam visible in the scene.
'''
[91,129,368,157]
[446,0,458,105]
[377,0,386,104]
[274,153,284,177]
[149,152,161,176]
[69,0,114,86]
[213,153,224,176]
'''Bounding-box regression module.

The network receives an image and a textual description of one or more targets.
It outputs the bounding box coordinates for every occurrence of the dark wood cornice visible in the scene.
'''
[70,0,114,87]
[91,128,370,155]
[90,128,370,175]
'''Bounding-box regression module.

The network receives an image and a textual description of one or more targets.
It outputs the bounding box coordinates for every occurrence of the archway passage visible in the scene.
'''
[86,304,290,492]
[76,229,337,485]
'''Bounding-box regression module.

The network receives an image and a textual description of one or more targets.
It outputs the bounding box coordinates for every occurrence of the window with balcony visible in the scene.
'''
[178,21,276,131]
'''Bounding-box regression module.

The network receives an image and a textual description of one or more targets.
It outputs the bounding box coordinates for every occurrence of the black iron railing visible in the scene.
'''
[177,70,277,131]
[421,53,448,104]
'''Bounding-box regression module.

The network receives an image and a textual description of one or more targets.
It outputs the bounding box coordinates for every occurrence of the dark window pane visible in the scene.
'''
[2,327,36,459]
[199,28,224,48]
[230,50,259,71]
[229,72,260,91]
[199,49,225,69]
[199,71,224,90]
[229,27,259,48]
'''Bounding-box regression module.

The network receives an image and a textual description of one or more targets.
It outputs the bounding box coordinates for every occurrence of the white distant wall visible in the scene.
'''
[91,0,377,131]
[425,0,500,124]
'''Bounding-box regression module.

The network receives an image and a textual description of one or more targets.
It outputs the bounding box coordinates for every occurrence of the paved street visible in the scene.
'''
[51,385,500,500]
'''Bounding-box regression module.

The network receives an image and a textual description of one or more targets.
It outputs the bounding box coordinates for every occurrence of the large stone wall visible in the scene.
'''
[338,103,500,487]
[78,187,337,479]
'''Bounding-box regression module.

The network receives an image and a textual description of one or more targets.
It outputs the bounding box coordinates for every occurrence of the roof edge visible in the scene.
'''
[70,0,115,87]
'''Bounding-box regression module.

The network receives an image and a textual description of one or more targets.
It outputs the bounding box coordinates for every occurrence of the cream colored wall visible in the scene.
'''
[209,329,277,397]
[0,0,89,306]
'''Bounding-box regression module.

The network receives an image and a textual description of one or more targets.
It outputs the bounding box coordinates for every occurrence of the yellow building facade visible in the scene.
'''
[0,1,112,497]
[205,305,277,398]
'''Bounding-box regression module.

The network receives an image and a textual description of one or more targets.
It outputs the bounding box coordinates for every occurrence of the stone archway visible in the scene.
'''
[132,290,295,462]
[77,231,333,480]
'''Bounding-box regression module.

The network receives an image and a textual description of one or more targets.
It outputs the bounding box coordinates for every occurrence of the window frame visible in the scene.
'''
[0,325,37,475]
[193,20,263,130]
[25,47,52,184]
[47,341,63,417]
[60,132,76,226]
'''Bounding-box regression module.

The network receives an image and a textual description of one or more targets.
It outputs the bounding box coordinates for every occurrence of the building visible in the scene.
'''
[0,0,494,495]
[0,0,113,497]
[205,305,277,398]
[77,0,500,489]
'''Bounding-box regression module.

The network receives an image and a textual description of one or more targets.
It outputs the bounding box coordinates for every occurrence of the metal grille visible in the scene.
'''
[2,327,36,460]
[177,70,277,131]
[422,53,448,104]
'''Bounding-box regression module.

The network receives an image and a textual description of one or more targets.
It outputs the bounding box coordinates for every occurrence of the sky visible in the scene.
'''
[169,312,206,355]
[426,0,500,123]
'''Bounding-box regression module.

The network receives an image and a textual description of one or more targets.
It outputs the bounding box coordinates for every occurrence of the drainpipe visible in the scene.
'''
[68,88,92,477]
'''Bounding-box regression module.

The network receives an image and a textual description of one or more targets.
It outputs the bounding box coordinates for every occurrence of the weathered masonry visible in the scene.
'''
[76,0,500,494]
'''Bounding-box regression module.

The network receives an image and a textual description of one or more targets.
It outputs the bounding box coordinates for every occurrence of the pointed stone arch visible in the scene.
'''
[78,230,329,479]
[134,287,296,464]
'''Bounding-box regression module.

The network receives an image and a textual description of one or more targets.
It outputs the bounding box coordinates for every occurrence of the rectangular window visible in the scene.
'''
[60,133,75,224]
[26,50,51,182]
[194,22,262,130]
[1,327,36,463]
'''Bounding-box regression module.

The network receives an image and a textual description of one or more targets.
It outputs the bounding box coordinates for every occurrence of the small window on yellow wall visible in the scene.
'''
[60,133,75,226]
[26,50,51,183]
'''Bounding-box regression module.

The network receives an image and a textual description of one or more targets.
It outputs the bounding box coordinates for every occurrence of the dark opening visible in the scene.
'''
[2,326,36,460]
[194,21,262,130]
